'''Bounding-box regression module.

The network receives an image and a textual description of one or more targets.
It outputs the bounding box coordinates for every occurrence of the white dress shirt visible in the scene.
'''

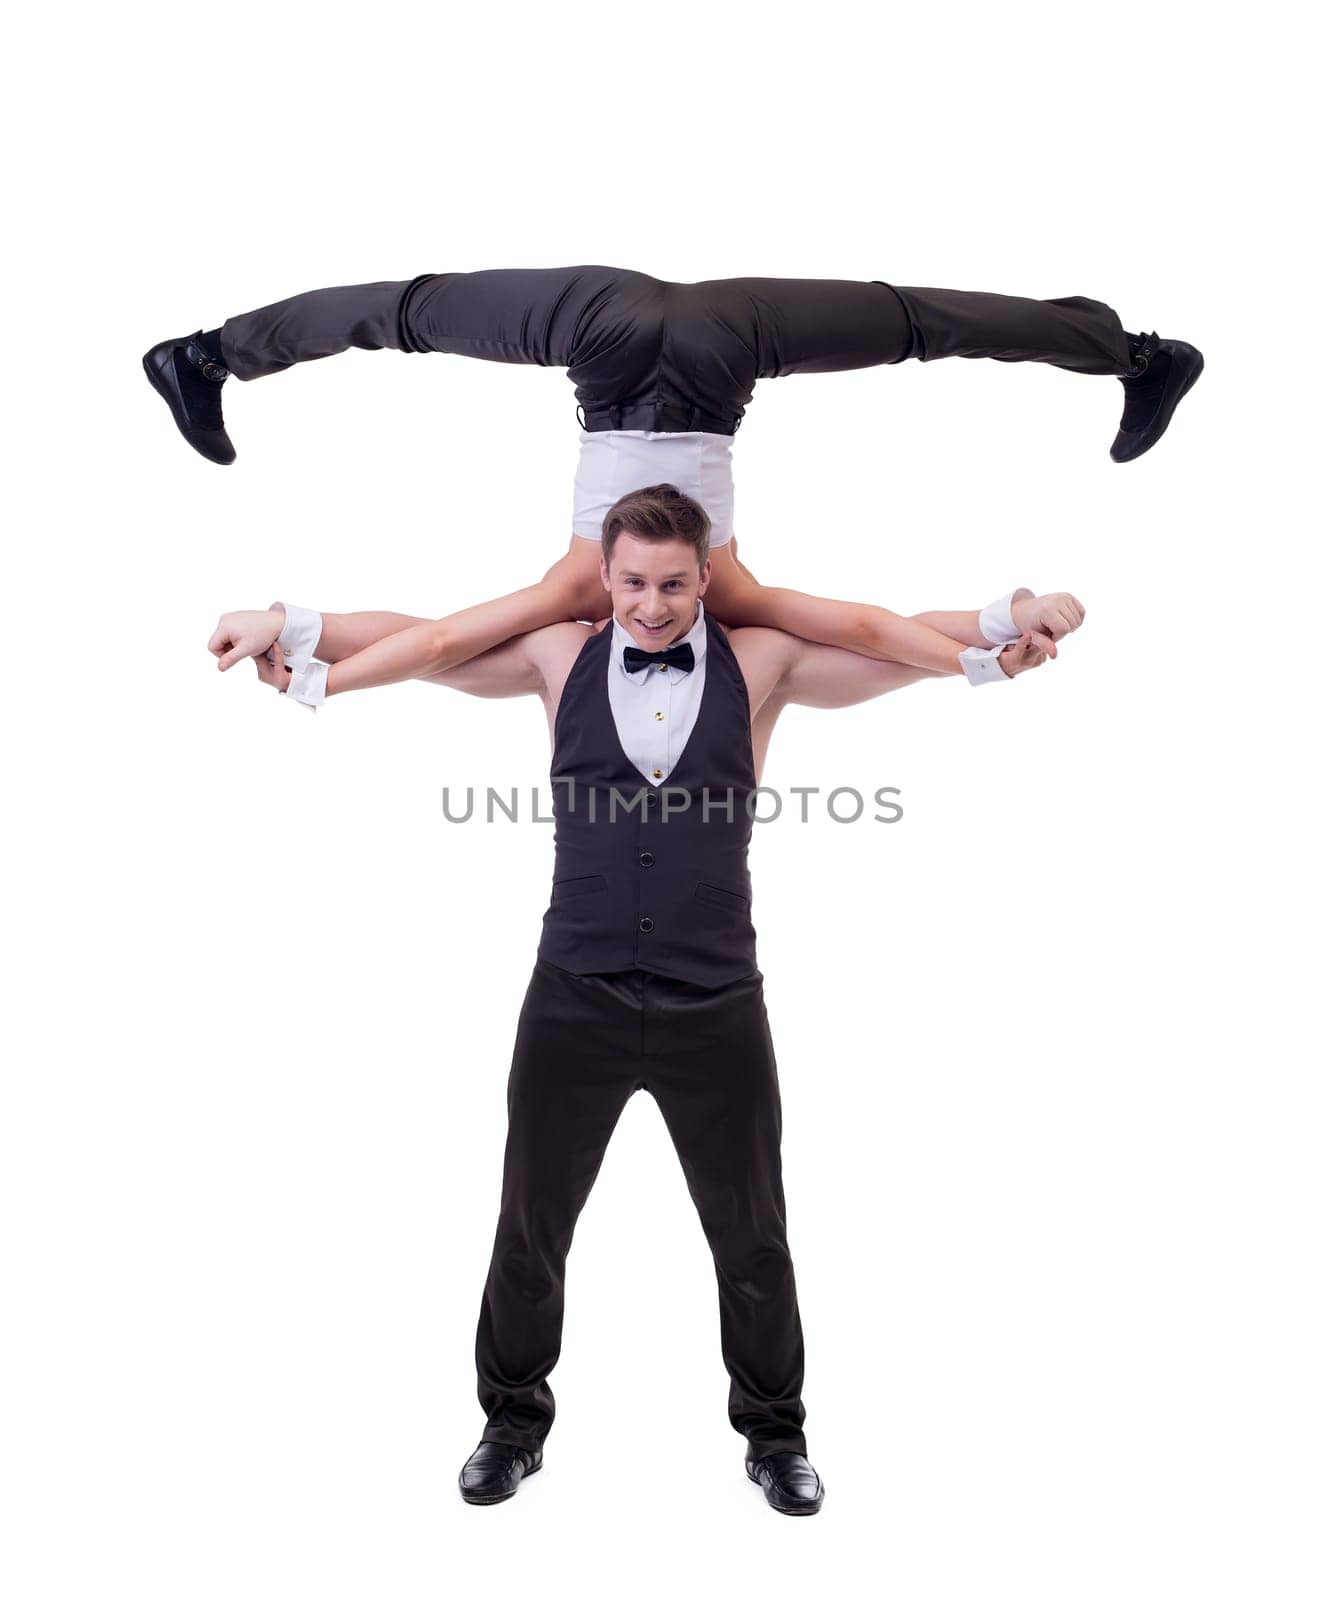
[607,600,710,785]
[573,430,736,548]
[273,602,328,708]
[959,586,1031,683]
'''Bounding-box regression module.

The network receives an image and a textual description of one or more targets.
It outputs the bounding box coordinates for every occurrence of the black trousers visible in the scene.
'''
[220,265,1134,436]
[474,958,807,1459]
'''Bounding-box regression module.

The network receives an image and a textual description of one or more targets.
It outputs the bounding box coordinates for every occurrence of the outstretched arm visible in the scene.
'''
[778,628,1049,710]
[713,579,985,675]
[733,593,1068,726]
[240,607,591,719]
[207,544,601,700]
[212,603,550,702]
[734,605,1058,782]
[710,555,1084,670]
[913,590,1084,650]
[250,616,545,699]
[319,576,579,696]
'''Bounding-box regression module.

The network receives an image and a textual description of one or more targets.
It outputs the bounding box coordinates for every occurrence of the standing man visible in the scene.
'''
[227,483,1071,1514]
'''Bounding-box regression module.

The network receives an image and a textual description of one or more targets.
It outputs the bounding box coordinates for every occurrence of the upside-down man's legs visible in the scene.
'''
[151,263,1195,465]
[672,275,1135,391]
[218,266,675,418]
[208,266,1141,431]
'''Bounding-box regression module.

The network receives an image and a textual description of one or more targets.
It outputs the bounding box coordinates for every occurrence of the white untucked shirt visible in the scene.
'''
[573,431,736,548]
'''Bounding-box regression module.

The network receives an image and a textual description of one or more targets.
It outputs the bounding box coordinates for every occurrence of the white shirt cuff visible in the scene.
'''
[274,601,323,675]
[285,659,329,710]
[959,643,1010,685]
[978,587,1034,646]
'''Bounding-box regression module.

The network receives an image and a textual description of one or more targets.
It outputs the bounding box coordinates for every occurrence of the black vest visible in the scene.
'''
[537,614,759,987]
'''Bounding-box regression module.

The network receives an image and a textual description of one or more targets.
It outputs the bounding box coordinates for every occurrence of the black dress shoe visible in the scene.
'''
[746,1449,825,1515]
[1110,333,1204,463]
[142,331,236,464]
[458,1441,543,1506]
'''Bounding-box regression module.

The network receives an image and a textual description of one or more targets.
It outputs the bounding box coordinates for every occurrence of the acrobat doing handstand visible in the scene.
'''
[151,265,1200,694]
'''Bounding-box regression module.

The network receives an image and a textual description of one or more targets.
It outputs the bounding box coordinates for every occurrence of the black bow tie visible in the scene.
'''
[623,641,696,675]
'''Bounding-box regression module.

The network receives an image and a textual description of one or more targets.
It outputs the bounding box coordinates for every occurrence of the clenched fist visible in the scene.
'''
[208,604,284,671]
[1013,591,1085,645]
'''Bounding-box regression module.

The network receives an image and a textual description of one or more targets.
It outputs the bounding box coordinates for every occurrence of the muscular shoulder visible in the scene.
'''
[719,625,803,713]
[524,620,596,706]
[721,624,801,675]
[525,620,595,659]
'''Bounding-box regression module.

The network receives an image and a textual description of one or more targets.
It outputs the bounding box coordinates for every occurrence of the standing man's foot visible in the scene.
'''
[142,330,235,464]
[1110,333,1204,463]
[458,1441,543,1505]
[746,1449,825,1515]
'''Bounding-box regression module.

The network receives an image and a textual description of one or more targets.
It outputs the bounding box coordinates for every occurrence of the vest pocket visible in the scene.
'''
[553,873,608,902]
[695,880,750,913]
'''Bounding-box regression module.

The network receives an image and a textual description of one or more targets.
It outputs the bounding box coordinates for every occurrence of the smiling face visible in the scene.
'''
[600,531,711,648]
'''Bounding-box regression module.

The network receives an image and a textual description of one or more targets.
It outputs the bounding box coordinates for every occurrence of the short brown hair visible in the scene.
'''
[600,483,712,569]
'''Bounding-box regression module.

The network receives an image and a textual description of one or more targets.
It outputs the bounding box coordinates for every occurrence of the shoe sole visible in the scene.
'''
[1110,346,1204,463]
[142,346,235,465]
[459,1456,542,1506]
[746,1460,825,1515]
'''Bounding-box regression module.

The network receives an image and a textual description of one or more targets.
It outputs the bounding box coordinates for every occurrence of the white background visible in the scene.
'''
[4,3,1332,1596]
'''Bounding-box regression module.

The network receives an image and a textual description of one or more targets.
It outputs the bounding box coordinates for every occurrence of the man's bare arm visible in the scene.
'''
[775,591,1082,707]
[726,627,938,719]
[211,596,590,705]
[730,591,1066,721]
[424,620,590,707]
[208,605,424,671]
[245,609,591,713]
[727,625,957,785]
[308,609,424,663]
[418,633,545,699]
[251,622,544,699]
[216,603,544,696]
[779,629,1051,709]
[779,642,944,709]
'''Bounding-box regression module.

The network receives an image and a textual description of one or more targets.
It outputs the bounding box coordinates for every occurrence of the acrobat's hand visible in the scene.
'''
[1013,591,1085,645]
[998,631,1050,678]
[209,607,284,671]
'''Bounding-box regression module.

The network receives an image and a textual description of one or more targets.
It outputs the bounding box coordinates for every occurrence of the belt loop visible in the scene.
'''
[731,412,743,436]
[609,402,623,429]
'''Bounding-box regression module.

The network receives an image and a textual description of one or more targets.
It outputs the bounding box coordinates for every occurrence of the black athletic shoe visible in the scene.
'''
[142,331,235,464]
[1110,333,1204,463]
